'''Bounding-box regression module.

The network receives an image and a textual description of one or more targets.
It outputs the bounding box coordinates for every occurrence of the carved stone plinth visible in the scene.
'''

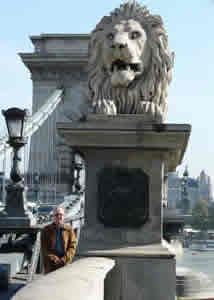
[104,251,175,300]
[57,115,190,300]
[57,115,191,300]
[57,115,191,249]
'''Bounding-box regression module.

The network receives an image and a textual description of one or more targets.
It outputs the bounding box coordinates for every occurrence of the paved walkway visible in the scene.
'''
[0,273,42,300]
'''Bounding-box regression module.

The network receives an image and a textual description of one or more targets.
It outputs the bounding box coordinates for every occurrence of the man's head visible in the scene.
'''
[53,207,65,226]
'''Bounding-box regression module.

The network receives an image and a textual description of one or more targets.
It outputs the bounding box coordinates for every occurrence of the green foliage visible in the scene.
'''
[191,199,209,230]
[207,204,214,229]
[193,199,208,217]
[190,200,214,230]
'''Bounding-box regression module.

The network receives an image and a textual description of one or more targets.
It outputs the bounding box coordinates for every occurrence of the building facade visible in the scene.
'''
[168,169,213,212]
[198,170,213,202]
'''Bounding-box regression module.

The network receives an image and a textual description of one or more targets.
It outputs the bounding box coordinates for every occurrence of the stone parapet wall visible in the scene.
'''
[12,257,115,300]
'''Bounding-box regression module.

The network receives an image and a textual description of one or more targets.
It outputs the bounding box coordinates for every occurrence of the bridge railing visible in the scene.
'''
[12,257,115,300]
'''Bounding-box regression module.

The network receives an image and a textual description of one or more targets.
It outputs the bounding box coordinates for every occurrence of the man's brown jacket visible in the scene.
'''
[41,222,77,274]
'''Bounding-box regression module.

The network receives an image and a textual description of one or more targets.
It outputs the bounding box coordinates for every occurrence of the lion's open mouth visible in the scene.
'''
[110,59,142,73]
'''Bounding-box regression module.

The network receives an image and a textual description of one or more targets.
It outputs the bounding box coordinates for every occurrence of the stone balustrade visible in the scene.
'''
[12,257,115,300]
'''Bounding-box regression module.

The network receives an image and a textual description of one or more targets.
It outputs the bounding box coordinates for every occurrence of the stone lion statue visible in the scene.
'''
[88,1,174,121]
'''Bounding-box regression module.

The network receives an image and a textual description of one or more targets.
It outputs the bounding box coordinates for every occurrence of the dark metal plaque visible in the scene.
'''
[98,167,149,227]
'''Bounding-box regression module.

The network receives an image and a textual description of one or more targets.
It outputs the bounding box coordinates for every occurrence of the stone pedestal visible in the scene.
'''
[105,251,175,300]
[0,182,36,227]
[57,115,191,300]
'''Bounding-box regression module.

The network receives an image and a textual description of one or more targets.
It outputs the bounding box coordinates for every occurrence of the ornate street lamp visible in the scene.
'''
[3,108,28,183]
[71,152,84,193]
[70,151,84,193]
[74,161,84,193]
[0,108,36,227]
[33,172,40,204]
[181,166,190,215]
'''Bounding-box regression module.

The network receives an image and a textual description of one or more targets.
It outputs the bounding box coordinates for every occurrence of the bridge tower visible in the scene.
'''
[19,34,89,195]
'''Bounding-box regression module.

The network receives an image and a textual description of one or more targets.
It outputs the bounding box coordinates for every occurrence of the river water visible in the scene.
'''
[176,248,214,297]
[177,248,214,280]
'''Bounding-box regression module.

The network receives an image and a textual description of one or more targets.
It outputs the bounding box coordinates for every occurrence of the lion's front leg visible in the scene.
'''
[93,99,117,115]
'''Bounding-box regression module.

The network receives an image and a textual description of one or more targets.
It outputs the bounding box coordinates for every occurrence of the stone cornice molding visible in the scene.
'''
[57,117,191,172]
[19,34,90,76]
[29,67,87,81]
[19,53,88,70]
[30,33,90,43]
[30,34,89,55]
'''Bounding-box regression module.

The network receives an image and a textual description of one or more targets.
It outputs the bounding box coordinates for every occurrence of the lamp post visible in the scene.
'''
[0,171,6,204]
[0,107,36,227]
[74,161,83,193]
[70,151,84,194]
[34,172,40,204]
[181,166,189,215]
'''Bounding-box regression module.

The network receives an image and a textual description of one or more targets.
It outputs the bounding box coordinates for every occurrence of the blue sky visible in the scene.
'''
[0,0,214,183]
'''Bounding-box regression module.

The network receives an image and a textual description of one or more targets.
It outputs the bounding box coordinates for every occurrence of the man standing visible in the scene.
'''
[41,207,77,274]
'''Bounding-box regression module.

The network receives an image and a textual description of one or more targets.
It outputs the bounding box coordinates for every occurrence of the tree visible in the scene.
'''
[207,202,214,229]
[191,199,209,231]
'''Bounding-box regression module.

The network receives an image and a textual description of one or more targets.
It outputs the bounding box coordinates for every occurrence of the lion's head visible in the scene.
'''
[88,1,174,121]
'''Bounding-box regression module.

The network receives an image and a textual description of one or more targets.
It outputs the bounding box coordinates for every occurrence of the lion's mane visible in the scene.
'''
[88,1,174,121]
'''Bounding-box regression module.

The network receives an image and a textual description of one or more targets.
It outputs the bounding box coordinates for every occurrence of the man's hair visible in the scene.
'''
[53,206,64,216]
